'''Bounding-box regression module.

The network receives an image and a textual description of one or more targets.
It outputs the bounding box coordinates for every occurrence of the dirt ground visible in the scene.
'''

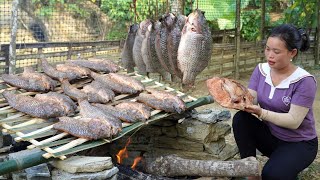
[184,67,320,180]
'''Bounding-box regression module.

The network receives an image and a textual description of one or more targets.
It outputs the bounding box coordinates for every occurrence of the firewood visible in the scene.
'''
[145,155,261,177]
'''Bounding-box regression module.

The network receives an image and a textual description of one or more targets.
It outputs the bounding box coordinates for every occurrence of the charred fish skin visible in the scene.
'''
[40,59,78,81]
[67,59,119,73]
[177,9,213,87]
[78,99,122,135]
[82,81,115,103]
[2,74,48,92]
[115,101,151,122]
[108,73,145,92]
[90,72,138,94]
[147,88,186,113]
[137,92,186,114]
[54,117,113,140]
[2,91,65,118]
[35,92,77,116]
[22,66,57,91]
[88,58,120,73]
[56,63,92,78]
[60,79,87,101]
[92,103,136,123]
[121,24,139,73]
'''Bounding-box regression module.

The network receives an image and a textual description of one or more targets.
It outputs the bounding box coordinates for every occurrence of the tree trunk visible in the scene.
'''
[146,155,261,177]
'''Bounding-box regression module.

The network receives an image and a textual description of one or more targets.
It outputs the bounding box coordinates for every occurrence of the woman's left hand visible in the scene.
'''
[244,105,262,117]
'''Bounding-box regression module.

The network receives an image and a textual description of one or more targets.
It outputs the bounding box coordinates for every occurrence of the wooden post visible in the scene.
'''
[234,0,241,79]
[316,0,320,66]
[37,47,43,72]
[260,0,265,41]
[9,0,19,74]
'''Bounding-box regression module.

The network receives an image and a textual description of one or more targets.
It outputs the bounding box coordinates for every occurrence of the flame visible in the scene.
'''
[116,138,131,164]
[131,156,143,169]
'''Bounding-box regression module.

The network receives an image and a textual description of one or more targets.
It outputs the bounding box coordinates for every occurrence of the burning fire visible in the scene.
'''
[116,137,143,169]
[116,138,131,164]
[131,156,142,169]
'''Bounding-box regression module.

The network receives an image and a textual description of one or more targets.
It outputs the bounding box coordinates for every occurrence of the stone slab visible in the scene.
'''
[51,156,113,173]
[51,166,118,180]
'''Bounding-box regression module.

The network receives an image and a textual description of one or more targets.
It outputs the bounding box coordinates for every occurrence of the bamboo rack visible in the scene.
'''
[0,70,213,161]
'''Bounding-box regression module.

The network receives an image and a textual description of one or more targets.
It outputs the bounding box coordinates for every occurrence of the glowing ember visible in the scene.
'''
[131,156,143,169]
[116,138,131,164]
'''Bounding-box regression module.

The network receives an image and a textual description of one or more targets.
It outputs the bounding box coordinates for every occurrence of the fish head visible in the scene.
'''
[184,9,207,34]
[177,14,187,29]
[139,19,152,35]
[129,23,139,34]
[160,13,176,28]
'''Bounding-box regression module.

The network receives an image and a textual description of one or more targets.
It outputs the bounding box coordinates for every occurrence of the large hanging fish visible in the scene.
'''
[177,9,213,87]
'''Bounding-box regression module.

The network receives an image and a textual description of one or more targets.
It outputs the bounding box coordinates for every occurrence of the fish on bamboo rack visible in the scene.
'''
[60,79,87,101]
[93,102,151,123]
[53,117,114,140]
[2,67,57,92]
[40,59,80,81]
[34,92,77,116]
[88,58,120,72]
[136,88,186,114]
[206,77,254,110]
[78,99,122,136]
[92,103,137,123]
[56,64,92,78]
[90,72,144,94]
[82,81,115,103]
[66,58,119,73]
[2,91,70,118]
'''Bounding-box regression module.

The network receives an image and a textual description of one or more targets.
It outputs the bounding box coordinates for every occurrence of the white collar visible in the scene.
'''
[258,63,314,89]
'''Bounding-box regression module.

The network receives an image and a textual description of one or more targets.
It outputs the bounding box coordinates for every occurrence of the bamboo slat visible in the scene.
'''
[0,69,210,161]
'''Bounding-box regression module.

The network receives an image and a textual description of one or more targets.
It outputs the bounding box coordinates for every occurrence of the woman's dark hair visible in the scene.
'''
[269,24,310,52]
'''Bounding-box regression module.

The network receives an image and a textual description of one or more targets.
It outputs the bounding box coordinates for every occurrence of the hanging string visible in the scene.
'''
[133,0,137,23]
[155,0,158,19]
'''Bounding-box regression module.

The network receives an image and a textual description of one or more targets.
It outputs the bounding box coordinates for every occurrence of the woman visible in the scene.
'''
[232,24,318,180]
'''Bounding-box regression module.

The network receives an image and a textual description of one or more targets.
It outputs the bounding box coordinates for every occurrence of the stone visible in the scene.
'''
[191,109,231,124]
[51,156,113,173]
[51,166,118,180]
[176,119,231,143]
[218,143,239,160]
[161,126,178,137]
[25,163,51,180]
[204,138,226,155]
[154,136,204,152]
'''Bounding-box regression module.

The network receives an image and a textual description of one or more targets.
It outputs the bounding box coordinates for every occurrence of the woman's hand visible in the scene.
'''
[244,105,262,117]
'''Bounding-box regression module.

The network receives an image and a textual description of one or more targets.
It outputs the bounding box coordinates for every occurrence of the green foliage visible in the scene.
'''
[284,0,317,28]
[105,23,128,40]
[241,9,270,41]
[31,0,90,19]
[194,0,251,29]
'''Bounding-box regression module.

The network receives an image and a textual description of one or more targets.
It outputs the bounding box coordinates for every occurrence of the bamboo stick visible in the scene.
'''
[27,132,69,149]
[14,125,54,141]
[43,138,88,159]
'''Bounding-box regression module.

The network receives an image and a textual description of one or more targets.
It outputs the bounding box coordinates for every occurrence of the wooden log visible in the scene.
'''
[145,155,261,177]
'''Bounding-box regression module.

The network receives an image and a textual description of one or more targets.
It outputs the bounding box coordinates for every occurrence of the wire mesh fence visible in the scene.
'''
[0,0,318,74]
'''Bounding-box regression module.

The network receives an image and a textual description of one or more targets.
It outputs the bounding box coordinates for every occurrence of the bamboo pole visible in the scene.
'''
[316,0,320,65]
[234,0,241,79]
[9,0,19,74]
[260,0,265,41]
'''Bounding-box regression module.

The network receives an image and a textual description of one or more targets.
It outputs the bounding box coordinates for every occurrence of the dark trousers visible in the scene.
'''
[232,111,318,180]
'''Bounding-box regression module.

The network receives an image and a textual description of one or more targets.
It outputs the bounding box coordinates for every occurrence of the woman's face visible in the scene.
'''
[264,37,297,70]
